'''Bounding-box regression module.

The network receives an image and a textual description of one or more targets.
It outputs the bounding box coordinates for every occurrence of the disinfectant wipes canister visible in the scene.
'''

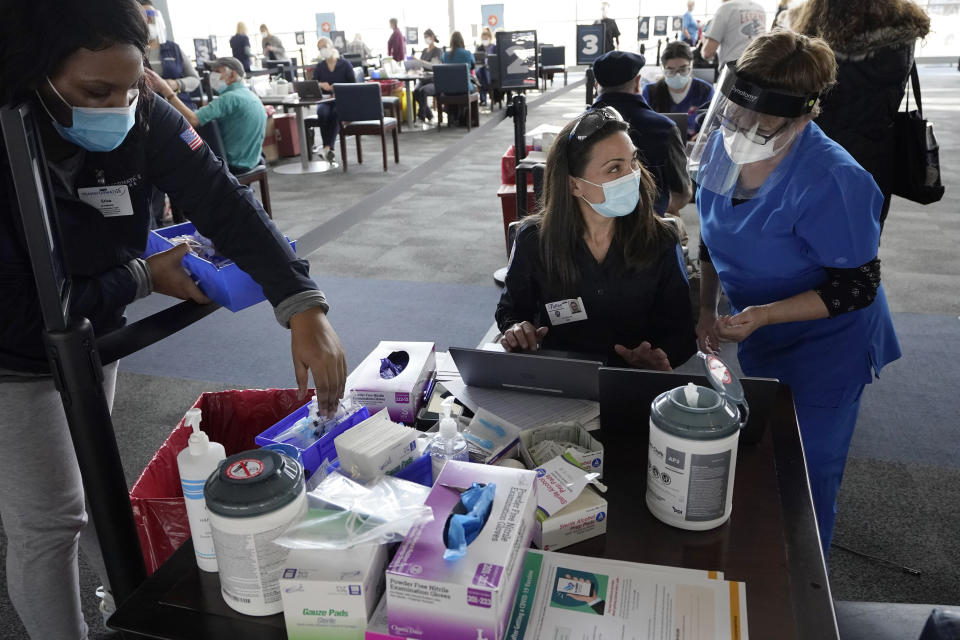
[646,353,749,531]
[205,448,307,616]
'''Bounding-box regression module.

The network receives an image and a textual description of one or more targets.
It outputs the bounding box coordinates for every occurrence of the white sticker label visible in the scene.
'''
[544,297,588,326]
[77,184,134,217]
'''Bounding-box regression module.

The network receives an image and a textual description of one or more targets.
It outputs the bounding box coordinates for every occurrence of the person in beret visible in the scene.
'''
[590,50,691,215]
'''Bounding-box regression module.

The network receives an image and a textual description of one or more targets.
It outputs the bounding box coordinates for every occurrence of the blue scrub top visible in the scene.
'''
[698,122,901,393]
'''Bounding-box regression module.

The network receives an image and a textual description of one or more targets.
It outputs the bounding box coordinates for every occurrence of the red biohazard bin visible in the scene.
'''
[273,113,301,157]
[129,389,306,575]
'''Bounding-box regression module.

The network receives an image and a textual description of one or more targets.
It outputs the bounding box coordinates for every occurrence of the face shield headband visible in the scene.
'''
[719,62,820,118]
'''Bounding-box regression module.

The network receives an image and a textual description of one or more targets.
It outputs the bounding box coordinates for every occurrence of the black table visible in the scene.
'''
[110,369,837,639]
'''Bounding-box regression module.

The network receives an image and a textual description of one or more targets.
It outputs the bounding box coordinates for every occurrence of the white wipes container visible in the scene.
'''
[646,353,749,531]
[176,408,225,572]
[204,449,307,615]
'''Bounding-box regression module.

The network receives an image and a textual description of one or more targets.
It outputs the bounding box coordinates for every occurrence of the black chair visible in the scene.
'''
[539,46,567,90]
[433,63,479,131]
[344,53,363,68]
[333,82,399,172]
[196,120,272,218]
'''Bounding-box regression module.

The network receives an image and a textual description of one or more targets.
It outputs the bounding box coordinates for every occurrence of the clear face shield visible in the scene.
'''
[687,63,819,199]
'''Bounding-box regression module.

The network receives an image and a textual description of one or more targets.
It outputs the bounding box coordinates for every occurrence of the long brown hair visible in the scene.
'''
[791,0,929,51]
[450,31,465,51]
[535,115,676,295]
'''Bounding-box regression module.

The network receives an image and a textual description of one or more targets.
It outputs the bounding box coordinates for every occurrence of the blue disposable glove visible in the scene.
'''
[443,482,496,560]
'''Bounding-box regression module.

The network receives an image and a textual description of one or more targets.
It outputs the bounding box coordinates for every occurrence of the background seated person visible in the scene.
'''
[150,56,265,173]
[441,31,478,125]
[496,107,697,370]
[312,38,358,163]
[475,26,497,106]
[642,40,714,139]
[591,50,691,215]
[413,28,444,125]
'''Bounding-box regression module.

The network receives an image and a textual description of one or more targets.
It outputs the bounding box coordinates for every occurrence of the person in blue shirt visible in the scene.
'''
[690,31,901,556]
[591,50,691,215]
[682,1,700,46]
[156,56,266,172]
[312,37,359,163]
[642,41,714,139]
[441,31,478,125]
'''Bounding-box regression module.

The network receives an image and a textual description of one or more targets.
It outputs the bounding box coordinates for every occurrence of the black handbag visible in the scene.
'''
[892,62,945,204]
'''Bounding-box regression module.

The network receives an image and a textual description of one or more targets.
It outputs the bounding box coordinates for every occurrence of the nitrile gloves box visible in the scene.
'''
[534,485,608,552]
[386,461,537,640]
[280,544,388,640]
[519,422,605,478]
[350,342,436,425]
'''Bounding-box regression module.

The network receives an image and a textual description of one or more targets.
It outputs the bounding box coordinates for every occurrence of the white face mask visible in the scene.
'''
[721,127,780,165]
[482,38,491,46]
[319,47,334,59]
[425,37,433,46]
[209,71,227,92]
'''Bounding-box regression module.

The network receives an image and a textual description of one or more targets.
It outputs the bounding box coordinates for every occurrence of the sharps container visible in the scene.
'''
[646,353,749,530]
[204,448,307,615]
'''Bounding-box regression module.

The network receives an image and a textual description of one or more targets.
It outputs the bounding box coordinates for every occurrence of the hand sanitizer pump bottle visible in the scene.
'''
[176,408,226,571]
[429,399,469,481]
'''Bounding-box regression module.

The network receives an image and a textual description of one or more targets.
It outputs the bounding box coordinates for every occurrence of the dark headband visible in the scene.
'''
[720,62,820,118]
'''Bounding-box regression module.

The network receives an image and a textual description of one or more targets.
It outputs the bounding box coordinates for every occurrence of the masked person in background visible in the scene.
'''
[474,26,497,107]
[260,24,285,61]
[496,107,696,370]
[691,31,900,556]
[642,41,714,140]
[0,1,347,637]
[311,37,359,164]
[140,2,200,109]
[413,29,444,126]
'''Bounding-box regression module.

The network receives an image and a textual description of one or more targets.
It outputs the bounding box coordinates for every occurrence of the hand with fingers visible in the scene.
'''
[499,321,548,352]
[614,341,672,371]
[697,310,722,354]
[715,306,769,343]
[146,243,211,304]
[289,307,347,415]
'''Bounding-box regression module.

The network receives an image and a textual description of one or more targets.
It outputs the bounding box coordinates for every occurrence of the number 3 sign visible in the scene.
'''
[576,24,605,65]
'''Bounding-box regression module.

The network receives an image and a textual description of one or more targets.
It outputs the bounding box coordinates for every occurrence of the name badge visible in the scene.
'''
[545,297,588,326]
[77,185,134,218]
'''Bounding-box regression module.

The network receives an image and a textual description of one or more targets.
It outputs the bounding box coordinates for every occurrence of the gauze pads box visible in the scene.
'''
[386,461,537,640]
[280,544,387,640]
[350,342,436,425]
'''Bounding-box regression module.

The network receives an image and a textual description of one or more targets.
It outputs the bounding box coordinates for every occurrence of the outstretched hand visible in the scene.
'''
[290,308,347,414]
[614,342,671,371]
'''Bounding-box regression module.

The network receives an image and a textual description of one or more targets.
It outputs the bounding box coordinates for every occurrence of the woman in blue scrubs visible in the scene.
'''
[689,31,901,555]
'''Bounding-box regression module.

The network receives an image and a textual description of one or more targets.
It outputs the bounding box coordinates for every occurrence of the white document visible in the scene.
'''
[434,351,460,381]
[77,185,134,217]
[443,378,599,431]
[506,550,747,640]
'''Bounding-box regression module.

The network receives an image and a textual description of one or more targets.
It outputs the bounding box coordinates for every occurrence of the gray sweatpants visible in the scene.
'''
[0,362,117,640]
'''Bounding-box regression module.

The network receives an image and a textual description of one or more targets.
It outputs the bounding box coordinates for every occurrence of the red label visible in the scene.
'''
[707,355,732,385]
[226,458,264,480]
[488,15,498,26]
[321,22,331,33]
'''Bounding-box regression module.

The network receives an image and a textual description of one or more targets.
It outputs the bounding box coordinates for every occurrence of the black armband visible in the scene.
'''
[814,257,882,317]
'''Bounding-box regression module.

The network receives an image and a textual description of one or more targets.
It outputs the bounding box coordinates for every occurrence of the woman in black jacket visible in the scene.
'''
[791,0,930,231]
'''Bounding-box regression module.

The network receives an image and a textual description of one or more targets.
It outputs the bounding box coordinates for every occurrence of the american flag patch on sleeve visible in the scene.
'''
[179,126,204,151]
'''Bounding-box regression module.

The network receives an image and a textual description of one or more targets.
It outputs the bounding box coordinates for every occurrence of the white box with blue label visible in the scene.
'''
[349,342,436,425]
[279,544,388,640]
[386,460,538,640]
[533,485,607,552]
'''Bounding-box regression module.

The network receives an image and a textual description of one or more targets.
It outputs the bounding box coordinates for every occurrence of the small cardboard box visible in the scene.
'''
[350,342,436,425]
[386,461,538,640]
[280,544,388,640]
[533,485,608,552]
[519,422,605,478]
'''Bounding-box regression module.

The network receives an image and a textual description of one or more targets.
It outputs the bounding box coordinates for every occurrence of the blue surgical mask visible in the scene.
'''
[576,169,642,217]
[43,78,138,152]
[665,72,690,90]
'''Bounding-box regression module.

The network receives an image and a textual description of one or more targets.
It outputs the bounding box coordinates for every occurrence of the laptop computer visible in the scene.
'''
[448,347,602,401]
[663,112,688,133]
[293,80,324,99]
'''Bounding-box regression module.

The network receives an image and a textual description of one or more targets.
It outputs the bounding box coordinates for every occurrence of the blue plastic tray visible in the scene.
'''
[255,403,371,478]
[144,221,296,312]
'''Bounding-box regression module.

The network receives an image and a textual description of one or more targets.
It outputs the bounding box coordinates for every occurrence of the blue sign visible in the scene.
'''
[315,12,336,36]
[481,3,504,30]
[576,24,604,65]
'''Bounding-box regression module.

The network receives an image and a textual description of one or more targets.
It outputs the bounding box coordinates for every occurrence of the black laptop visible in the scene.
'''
[448,347,602,401]
[293,80,324,99]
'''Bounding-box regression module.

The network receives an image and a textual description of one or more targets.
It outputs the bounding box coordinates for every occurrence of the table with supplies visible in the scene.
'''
[108,348,837,639]
[260,95,334,174]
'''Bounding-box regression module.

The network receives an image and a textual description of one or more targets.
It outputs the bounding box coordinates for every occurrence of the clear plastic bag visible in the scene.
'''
[274,471,433,550]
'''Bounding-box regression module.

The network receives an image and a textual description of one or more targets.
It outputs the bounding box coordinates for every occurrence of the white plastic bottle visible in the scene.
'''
[429,399,469,480]
[176,408,226,572]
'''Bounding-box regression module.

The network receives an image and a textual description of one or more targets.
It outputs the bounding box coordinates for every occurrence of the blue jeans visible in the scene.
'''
[793,384,865,557]
[316,102,339,148]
